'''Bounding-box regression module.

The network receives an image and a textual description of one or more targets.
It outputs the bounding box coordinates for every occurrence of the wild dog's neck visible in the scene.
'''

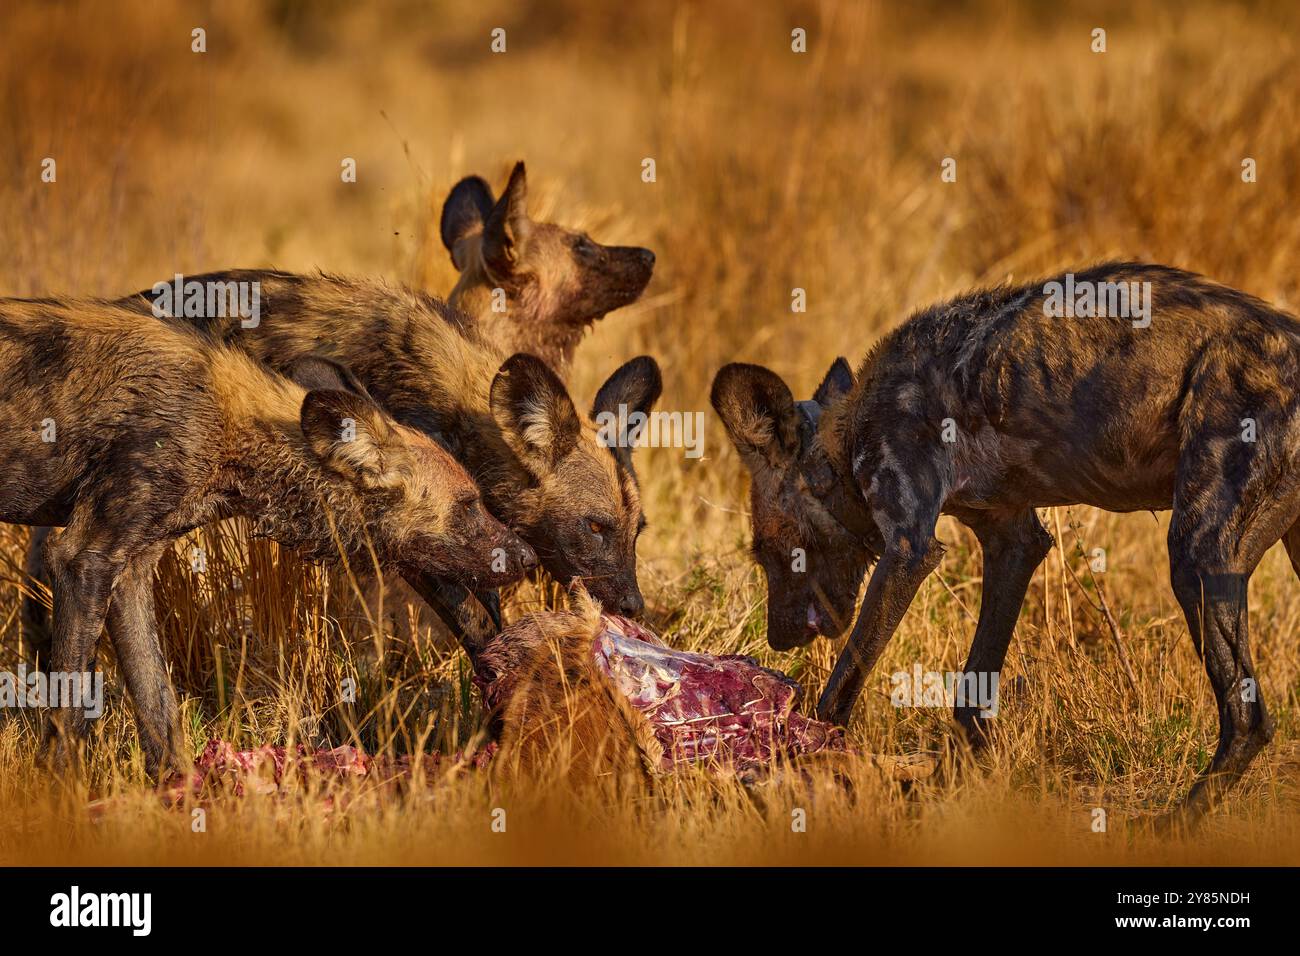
[229,416,373,562]
[823,342,885,472]
[256,276,534,528]
[211,360,372,562]
[449,271,577,373]
[812,390,860,482]
[381,295,534,526]
[807,358,883,552]
[446,244,511,331]
[447,270,496,325]
[285,279,515,458]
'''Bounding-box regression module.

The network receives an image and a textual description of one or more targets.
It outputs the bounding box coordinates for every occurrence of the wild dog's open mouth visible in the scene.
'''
[768,611,819,651]
[805,601,824,637]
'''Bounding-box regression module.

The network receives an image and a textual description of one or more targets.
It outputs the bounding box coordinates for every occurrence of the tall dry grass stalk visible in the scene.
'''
[0,0,1298,864]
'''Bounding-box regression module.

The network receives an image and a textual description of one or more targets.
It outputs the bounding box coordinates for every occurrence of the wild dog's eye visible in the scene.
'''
[575,235,597,257]
[583,515,614,540]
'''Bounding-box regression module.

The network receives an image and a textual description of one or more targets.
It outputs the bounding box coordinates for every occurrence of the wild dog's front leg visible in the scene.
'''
[106,547,183,781]
[473,589,503,632]
[816,527,944,727]
[22,526,55,671]
[41,524,125,771]
[955,511,1054,747]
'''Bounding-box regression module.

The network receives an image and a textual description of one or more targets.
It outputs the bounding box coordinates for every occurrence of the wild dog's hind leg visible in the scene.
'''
[22,526,54,670]
[106,544,182,780]
[40,516,130,770]
[1166,465,1299,821]
[1281,519,1300,582]
[955,510,1055,748]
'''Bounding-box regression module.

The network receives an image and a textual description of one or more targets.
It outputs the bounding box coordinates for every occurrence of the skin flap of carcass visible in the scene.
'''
[591,615,845,770]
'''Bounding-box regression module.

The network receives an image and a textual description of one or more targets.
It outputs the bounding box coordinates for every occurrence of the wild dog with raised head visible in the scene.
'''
[440,162,656,374]
[115,271,661,616]
[713,261,1300,822]
[0,299,535,776]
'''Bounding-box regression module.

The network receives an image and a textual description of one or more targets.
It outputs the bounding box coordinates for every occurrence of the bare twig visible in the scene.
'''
[1060,514,1142,701]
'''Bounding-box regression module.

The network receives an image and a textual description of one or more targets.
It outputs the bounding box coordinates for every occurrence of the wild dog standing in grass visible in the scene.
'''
[0,300,536,776]
[439,162,656,375]
[712,262,1299,823]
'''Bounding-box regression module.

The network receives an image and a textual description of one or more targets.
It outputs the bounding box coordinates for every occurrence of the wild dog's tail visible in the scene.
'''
[22,526,53,668]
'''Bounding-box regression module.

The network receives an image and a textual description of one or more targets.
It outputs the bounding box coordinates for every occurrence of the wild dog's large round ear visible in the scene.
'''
[813,357,854,408]
[300,389,408,490]
[288,356,373,400]
[482,161,531,279]
[591,356,663,473]
[440,174,496,268]
[710,363,801,469]
[490,353,582,477]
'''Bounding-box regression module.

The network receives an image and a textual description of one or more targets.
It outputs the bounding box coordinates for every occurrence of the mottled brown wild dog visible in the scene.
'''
[713,261,1300,823]
[439,162,656,374]
[22,275,660,658]
[115,270,661,618]
[0,299,535,776]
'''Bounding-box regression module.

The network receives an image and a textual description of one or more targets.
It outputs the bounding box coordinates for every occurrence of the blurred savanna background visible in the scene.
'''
[2,0,1300,865]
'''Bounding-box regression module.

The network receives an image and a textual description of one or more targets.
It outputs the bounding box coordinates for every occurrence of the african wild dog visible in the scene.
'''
[713,261,1300,822]
[21,274,661,663]
[110,271,660,618]
[440,162,656,374]
[0,298,536,776]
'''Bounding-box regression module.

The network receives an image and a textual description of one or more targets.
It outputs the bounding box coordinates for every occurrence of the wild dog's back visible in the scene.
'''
[120,270,498,428]
[0,298,226,528]
[848,262,1300,516]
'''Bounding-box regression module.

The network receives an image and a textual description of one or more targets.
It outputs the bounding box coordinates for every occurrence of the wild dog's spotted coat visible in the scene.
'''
[714,261,1300,822]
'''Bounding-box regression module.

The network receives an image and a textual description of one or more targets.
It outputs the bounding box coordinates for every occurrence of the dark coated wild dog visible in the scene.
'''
[712,261,1299,823]
[0,299,536,776]
[117,272,659,616]
[440,162,656,374]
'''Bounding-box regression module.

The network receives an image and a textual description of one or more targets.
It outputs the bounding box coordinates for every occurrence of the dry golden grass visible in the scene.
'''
[1,0,1299,865]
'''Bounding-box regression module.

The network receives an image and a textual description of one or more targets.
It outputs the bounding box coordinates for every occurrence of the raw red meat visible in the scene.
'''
[474,612,845,772]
